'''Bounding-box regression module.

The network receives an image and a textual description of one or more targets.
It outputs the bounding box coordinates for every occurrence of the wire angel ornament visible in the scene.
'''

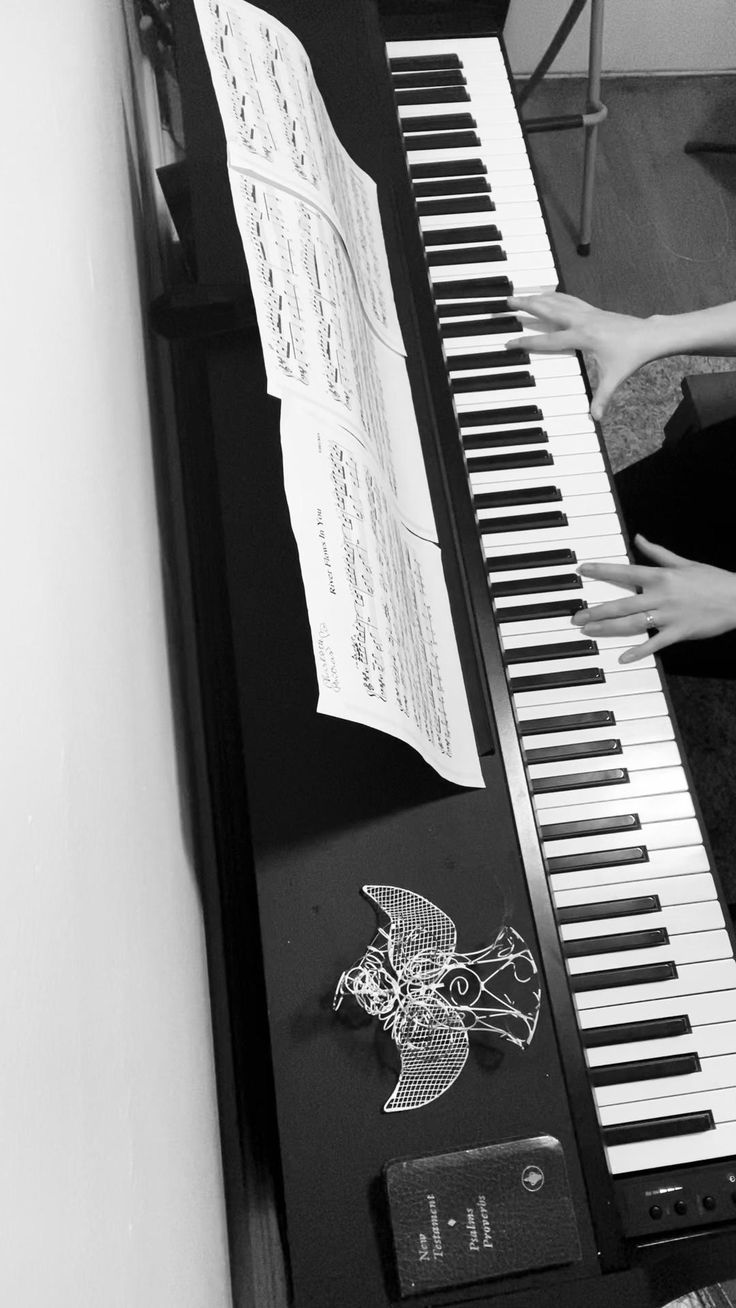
[334,885,541,1112]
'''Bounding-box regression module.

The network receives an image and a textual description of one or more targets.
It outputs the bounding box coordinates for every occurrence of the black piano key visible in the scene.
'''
[454,370,532,394]
[470,451,554,475]
[519,709,615,736]
[392,69,467,87]
[571,961,677,994]
[547,846,649,874]
[417,195,494,216]
[533,766,627,795]
[402,113,475,132]
[482,510,567,535]
[493,573,578,599]
[526,736,621,763]
[510,667,605,694]
[557,897,661,927]
[465,427,547,450]
[495,597,585,624]
[564,928,669,960]
[405,130,481,151]
[602,1110,713,1149]
[434,275,511,298]
[395,87,471,105]
[448,348,529,370]
[504,637,597,659]
[413,176,491,196]
[427,245,505,266]
[441,315,521,337]
[437,299,511,317]
[423,223,501,244]
[410,158,485,180]
[488,547,576,573]
[389,53,463,71]
[475,484,560,508]
[591,1052,700,1089]
[582,1014,690,1048]
[541,810,637,839]
[461,404,543,427]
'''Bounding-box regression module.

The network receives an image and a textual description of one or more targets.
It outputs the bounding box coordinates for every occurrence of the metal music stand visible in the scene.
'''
[517,0,606,255]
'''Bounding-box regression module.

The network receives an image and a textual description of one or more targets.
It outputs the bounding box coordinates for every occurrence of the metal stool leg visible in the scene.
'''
[577,0,606,255]
[521,0,607,255]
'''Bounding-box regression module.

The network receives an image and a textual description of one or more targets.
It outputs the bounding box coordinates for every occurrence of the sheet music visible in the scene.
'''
[192,0,402,351]
[227,172,436,540]
[280,402,484,789]
[192,0,483,787]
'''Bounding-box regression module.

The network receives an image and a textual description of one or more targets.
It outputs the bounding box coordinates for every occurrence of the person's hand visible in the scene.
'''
[571,535,736,661]
[506,292,656,419]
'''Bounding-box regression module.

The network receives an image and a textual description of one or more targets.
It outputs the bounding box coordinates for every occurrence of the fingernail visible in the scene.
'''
[619,651,637,664]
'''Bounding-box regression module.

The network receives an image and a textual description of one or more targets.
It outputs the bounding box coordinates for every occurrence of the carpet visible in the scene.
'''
[589,352,736,906]
[597,354,736,1308]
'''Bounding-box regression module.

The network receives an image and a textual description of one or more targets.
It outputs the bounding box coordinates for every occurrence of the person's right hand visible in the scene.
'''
[506,292,657,420]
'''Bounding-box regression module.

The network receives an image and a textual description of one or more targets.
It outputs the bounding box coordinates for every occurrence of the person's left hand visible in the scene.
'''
[572,534,736,662]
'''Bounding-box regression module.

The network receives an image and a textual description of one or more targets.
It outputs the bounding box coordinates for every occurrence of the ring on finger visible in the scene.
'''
[644,611,658,633]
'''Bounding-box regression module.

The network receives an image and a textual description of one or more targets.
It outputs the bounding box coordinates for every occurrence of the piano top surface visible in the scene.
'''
[163,3,731,1305]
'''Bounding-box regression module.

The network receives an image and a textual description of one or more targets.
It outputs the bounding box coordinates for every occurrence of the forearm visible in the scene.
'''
[643,300,736,363]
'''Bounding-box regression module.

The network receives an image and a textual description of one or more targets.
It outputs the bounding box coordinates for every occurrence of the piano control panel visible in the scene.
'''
[617,1162,736,1238]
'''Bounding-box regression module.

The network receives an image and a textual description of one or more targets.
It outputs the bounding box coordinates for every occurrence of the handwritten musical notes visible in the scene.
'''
[192,0,484,787]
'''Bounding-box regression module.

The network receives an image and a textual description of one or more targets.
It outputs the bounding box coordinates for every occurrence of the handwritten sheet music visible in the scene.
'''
[191,0,485,787]
[281,403,484,788]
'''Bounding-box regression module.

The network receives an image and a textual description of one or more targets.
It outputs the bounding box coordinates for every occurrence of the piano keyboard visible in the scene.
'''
[387,36,736,1185]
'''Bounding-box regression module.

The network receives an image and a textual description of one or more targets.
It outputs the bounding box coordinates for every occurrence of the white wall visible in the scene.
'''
[0,1,232,1303]
[506,0,736,74]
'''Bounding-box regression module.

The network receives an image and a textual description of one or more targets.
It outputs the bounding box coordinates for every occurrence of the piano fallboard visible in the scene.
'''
[165,2,736,1305]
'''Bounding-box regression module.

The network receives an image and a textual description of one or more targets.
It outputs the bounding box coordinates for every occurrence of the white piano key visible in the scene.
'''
[467,434,601,463]
[498,582,630,614]
[486,515,621,555]
[521,713,674,751]
[595,1050,736,1109]
[482,495,615,525]
[493,564,628,594]
[562,900,724,945]
[528,739,680,777]
[478,457,607,491]
[482,475,611,511]
[585,1015,736,1068]
[574,958,736,1012]
[515,690,668,725]
[450,358,582,383]
[457,378,588,406]
[448,328,573,353]
[606,1120,736,1175]
[552,864,714,909]
[504,617,648,648]
[422,212,545,236]
[599,1081,736,1127]
[430,234,551,261]
[579,985,736,1037]
[550,847,712,898]
[433,263,558,293]
[546,818,701,862]
[504,627,649,653]
[568,929,732,978]
[537,766,689,813]
[513,667,662,709]
[543,789,694,829]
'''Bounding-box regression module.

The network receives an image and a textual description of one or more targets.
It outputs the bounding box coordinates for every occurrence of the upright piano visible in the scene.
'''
[162,1,736,1304]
